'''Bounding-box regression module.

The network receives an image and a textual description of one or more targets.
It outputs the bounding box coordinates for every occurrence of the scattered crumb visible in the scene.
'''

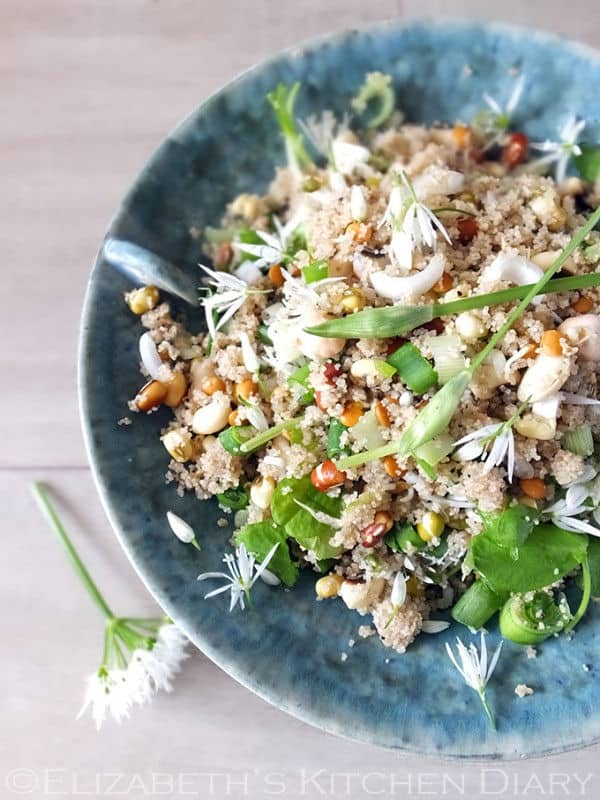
[358,625,375,639]
[384,658,390,664]
[526,646,537,660]
[462,64,473,77]
[348,638,355,648]
[515,684,534,698]
[583,664,590,672]
[216,517,229,528]
[117,417,132,426]
[340,652,348,662]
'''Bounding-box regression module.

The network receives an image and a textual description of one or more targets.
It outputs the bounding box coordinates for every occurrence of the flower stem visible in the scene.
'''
[32,482,115,621]
[478,689,497,730]
[239,416,303,453]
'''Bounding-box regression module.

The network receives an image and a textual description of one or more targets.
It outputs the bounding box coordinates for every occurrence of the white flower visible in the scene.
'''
[239,331,261,374]
[544,466,600,536]
[478,74,526,147]
[446,631,503,728]
[299,111,370,176]
[453,422,516,482]
[391,571,407,608]
[199,265,250,339]
[139,332,164,380]
[381,172,451,271]
[236,214,303,269]
[197,542,280,611]
[166,511,200,550]
[530,116,586,183]
[78,668,132,731]
[350,185,368,222]
[78,622,189,730]
[422,619,451,634]
[483,74,525,124]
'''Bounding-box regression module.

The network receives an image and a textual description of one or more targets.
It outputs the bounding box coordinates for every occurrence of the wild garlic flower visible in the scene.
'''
[385,571,408,628]
[300,111,370,176]
[446,631,503,728]
[453,421,516,482]
[236,214,303,269]
[530,116,586,183]
[32,483,189,731]
[79,621,189,730]
[239,331,261,375]
[197,542,280,611]
[166,511,200,550]
[381,171,451,271]
[544,465,600,536]
[475,74,526,148]
[199,266,252,339]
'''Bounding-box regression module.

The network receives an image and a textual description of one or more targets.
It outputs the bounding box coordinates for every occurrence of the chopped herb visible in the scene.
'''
[327,417,350,459]
[452,581,506,630]
[574,143,600,182]
[217,486,249,511]
[218,425,255,455]
[385,523,424,553]
[562,423,594,457]
[302,259,329,284]
[288,364,314,404]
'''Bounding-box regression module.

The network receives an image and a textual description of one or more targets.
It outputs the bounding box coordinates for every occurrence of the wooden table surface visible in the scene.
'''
[3,2,600,796]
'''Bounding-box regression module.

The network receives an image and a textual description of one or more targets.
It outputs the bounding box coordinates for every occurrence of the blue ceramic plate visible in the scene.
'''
[80,20,600,758]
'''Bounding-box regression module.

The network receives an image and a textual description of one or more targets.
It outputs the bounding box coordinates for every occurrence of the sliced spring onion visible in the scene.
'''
[302,260,328,284]
[327,417,350,459]
[562,423,594,457]
[499,591,570,645]
[216,486,249,511]
[385,523,425,553]
[451,580,505,630]
[218,425,255,455]
[351,71,395,129]
[348,408,385,450]
[386,342,438,394]
[574,143,600,182]
[305,272,600,340]
[413,433,454,468]
[427,334,467,385]
[287,363,314,404]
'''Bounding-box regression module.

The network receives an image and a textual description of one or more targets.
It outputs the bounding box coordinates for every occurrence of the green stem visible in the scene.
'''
[469,205,600,374]
[434,272,600,318]
[478,690,497,730]
[239,416,303,454]
[565,557,592,633]
[32,482,115,620]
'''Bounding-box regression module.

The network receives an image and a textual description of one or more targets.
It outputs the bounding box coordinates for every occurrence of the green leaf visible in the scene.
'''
[478,504,538,559]
[236,228,267,261]
[288,363,314,404]
[327,417,350,459]
[385,522,424,553]
[271,476,342,559]
[216,487,249,511]
[575,143,600,182]
[471,522,588,595]
[235,520,299,587]
[302,259,328,284]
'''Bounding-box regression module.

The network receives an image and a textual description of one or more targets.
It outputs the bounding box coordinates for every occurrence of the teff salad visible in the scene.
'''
[124,72,600,716]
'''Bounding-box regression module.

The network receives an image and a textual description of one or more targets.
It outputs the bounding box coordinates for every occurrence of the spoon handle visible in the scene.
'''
[102,238,201,307]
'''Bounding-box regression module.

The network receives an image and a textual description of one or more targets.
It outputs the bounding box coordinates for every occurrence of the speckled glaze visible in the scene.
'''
[80,20,600,758]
